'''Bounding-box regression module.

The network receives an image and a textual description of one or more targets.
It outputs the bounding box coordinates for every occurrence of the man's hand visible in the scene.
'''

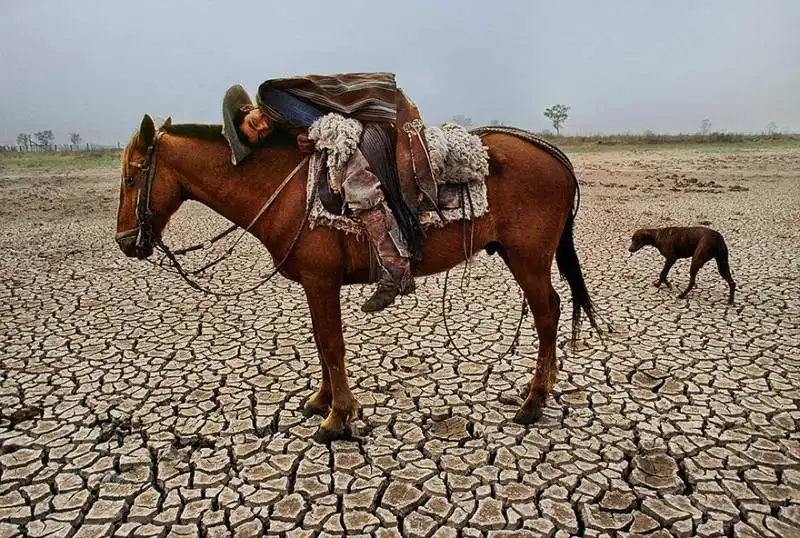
[297,133,315,154]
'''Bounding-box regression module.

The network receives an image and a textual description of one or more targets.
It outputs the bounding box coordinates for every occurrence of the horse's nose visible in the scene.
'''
[115,230,138,257]
[116,237,137,257]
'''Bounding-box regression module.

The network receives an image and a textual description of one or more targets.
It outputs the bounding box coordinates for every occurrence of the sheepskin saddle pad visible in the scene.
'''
[305,114,491,235]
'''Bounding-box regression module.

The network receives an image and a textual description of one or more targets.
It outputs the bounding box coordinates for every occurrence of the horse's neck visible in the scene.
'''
[165,137,302,232]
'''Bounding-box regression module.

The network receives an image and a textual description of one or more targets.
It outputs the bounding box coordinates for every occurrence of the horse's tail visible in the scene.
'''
[470,125,598,343]
[555,197,598,344]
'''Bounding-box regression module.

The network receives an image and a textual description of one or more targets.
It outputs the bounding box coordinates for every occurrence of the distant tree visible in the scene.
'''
[451,115,473,128]
[69,133,82,149]
[700,119,712,135]
[34,130,55,150]
[765,121,778,135]
[489,119,501,126]
[16,133,31,150]
[543,104,570,135]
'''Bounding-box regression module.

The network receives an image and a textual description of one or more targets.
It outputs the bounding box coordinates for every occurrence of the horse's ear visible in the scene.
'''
[139,114,155,147]
[163,116,172,126]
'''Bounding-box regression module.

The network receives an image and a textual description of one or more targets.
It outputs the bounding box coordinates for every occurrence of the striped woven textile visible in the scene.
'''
[257,72,397,124]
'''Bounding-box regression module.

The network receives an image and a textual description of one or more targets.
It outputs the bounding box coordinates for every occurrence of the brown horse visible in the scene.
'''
[115,114,598,441]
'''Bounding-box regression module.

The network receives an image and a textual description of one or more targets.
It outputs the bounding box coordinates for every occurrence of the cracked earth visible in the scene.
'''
[1,143,798,537]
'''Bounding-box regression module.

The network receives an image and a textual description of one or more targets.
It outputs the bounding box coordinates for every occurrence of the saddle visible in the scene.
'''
[317,88,438,220]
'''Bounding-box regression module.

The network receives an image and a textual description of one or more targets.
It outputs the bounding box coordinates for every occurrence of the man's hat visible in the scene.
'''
[221,84,254,165]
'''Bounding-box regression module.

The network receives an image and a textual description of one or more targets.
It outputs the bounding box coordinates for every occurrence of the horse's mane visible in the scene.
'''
[123,131,140,165]
[161,122,296,147]
[124,122,297,163]
[162,123,225,141]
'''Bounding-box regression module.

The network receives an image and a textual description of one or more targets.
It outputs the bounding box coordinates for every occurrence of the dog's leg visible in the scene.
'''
[715,250,736,304]
[678,249,712,300]
[655,257,676,288]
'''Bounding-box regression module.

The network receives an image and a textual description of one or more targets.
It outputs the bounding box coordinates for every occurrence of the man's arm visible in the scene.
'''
[288,127,315,154]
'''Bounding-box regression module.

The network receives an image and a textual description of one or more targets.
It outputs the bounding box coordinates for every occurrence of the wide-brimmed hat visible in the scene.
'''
[221,84,253,165]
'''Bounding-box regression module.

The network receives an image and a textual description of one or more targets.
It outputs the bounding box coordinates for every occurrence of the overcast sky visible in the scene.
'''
[1,0,798,145]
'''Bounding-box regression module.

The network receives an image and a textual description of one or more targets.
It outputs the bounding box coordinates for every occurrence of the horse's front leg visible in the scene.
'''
[303,282,358,442]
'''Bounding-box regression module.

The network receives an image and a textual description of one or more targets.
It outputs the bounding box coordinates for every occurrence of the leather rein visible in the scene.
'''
[123,129,313,297]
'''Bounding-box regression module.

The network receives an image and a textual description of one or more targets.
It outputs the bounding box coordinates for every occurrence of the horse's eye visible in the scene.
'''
[124,175,134,187]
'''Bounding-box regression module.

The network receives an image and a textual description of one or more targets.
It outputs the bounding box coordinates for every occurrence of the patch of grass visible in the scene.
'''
[0,149,122,173]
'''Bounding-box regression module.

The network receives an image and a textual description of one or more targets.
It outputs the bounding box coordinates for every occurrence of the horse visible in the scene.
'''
[115,114,598,441]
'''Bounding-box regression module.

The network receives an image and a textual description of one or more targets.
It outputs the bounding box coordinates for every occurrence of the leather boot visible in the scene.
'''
[357,204,415,312]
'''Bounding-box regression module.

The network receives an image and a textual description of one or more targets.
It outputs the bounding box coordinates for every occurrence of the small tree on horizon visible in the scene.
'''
[16,133,31,151]
[700,119,712,135]
[544,104,570,135]
[34,130,55,150]
[765,121,778,135]
[451,115,473,128]
[70,133,82,148]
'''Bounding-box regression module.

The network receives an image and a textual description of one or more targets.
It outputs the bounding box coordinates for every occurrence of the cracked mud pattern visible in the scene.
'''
[1,144,799,537]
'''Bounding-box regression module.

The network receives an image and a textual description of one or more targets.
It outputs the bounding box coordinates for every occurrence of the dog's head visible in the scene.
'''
[628,229,655,253]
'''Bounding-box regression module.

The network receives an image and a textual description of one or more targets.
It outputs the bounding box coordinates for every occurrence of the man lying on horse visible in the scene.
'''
[221,72,421,313]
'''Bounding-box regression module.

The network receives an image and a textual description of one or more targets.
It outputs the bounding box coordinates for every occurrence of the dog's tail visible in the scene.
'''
[556,207,599,344]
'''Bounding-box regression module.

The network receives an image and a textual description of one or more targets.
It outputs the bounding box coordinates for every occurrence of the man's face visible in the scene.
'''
[238,106,273,145]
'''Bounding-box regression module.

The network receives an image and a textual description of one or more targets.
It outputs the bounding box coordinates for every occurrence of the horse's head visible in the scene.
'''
[115,114,183,259]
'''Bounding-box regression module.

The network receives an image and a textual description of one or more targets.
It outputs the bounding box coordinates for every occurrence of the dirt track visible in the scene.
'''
[1,144,799,537]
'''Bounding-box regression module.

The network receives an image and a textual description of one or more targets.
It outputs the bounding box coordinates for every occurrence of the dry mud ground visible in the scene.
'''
[1,143,798,537]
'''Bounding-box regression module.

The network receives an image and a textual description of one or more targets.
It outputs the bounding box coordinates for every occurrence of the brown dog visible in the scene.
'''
[629,226,736,304]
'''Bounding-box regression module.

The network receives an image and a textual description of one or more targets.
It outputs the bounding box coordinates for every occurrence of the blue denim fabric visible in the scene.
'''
[257,88,325,128]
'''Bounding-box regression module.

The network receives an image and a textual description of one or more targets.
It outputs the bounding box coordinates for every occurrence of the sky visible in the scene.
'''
[1,0,798,145]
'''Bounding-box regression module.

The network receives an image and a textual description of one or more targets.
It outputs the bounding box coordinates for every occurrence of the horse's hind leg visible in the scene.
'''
[500,250,561,424]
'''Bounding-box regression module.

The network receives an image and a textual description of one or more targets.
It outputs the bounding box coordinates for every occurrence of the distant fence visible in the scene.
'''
[0,143,121,153]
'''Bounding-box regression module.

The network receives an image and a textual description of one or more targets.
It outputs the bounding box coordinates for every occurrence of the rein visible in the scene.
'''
[441,183,528,365]
[152,156,312,298]
[128,130,312,297]
[169,155,310,276]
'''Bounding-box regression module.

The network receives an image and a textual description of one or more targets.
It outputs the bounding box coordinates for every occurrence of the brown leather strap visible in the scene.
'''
[395,89,437,212]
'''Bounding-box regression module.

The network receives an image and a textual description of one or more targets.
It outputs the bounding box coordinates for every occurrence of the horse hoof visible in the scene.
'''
[313,424,353,444]
[302,401,330,418]
[514,407,543,425]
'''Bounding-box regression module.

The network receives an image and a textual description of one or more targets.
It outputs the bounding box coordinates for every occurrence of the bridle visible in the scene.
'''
[134,131,163,256]
[117,130,164,258]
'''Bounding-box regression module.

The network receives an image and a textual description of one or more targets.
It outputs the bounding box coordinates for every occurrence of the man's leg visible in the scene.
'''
[342,150,415,312]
